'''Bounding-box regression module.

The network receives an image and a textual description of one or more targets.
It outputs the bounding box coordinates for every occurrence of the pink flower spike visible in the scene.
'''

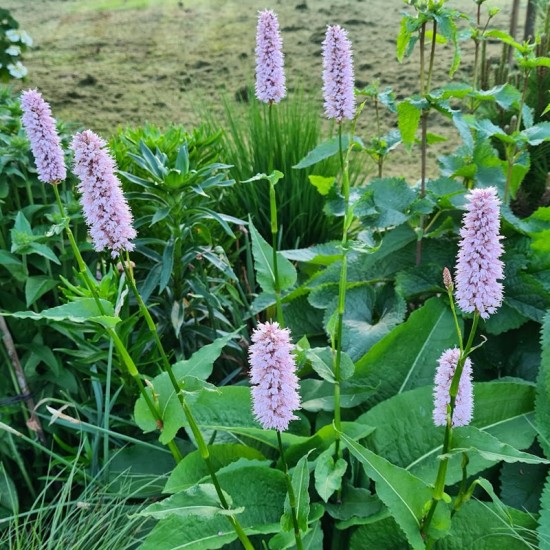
[70,130,136,259]
[248,322,300,432]
[455,187,504,319]
[433,348,474,428]
[20,89,66,184]
[322,25,355,122]
[255,10,286,104]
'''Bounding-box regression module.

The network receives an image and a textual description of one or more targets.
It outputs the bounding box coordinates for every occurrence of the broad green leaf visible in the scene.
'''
[249,219,297,293]
[293,135,352,169]
[307,347,354,383]
[314,443,347,503]
[325,482,383,525]
[28,242,61,265]
[354,177,416,230]
[397,100,422,149]
[500,462,547,513]
[443,426,548,465]
[141,484,232,520]
[25,276,57,307]
[352,298,459,404]
[359,382,537,486]
[350,516,408,549]
[523,122,550,146]
[300,378,376,412]
[437,501,538,549]
[5,298,119,329]
[282,453,310,533]
[164,444,267,494]
[341,432,450,549]
[539,472,550,550]
[536,311,550,459]
[171,330,241,380]
[142,466,287,550]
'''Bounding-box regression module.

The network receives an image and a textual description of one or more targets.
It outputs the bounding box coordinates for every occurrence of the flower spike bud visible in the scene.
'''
[433,348,474,428]
[248,322,300,432]
[443,267,453,292]
[20,89,66,184]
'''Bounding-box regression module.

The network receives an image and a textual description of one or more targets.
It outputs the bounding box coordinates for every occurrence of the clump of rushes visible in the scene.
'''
[20,89,66,184]
[248,321,301,432]
[322,24,356,470]
[433,348,473,427]
[255,9,286,104]
[455,187,504,319]
[322,25,355,122]
[422,188,505,545]
[71,130,137,258]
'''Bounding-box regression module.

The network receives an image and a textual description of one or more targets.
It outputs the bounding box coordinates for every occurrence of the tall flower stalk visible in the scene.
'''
[422,187,504,543]
[322,24,355,464]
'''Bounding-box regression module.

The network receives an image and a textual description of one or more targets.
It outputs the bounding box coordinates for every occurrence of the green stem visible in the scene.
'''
[269,182,284,327]
[333,122,351,463]
[422,313,480,540]
[182,400,254,550]
[52,184,182,463]
[426,20,437,92]
[277,431,303,550]
[121,256,253,549]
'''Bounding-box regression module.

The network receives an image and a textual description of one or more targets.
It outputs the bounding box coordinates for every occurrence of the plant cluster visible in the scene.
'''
[1,1,550,549]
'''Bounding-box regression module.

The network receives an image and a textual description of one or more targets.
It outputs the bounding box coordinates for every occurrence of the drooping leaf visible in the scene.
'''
[314,443,347,503]
[164,444,267,494]
[341,432,450,549]
[24,276,58,307]
[249,219,297,293]
[397,100,422,149]
[293,135,353,169]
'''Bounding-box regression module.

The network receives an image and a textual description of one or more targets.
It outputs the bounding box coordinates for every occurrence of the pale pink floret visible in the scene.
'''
[433,348,474,427]
[255,10,286,104]
[455,187,504,319]
[71,130,136,258]
[322,25,355,122]
[248,322,300,432]
[20,89,66,184]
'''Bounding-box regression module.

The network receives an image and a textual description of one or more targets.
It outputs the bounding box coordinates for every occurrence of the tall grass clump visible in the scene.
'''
[208,93,365,249]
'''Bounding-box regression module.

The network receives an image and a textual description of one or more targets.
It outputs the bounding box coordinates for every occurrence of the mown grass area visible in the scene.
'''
[6,0,518,176]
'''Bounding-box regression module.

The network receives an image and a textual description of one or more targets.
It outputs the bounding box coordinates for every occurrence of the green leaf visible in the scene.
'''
[171,330,241,381]
[293,135,352,169]
[354,177,417,230]
[5,298,119,328]
[523,122,550,146]
[352,298,459,404]
[359,382,538,486]
[28,242,61,265]
[307,347,354,383]
[141,484,233,520]
[397,100,422,149]
[249,219,297,293]
[300,378,376,412]
[308,175,334,196]
[350,517,408,549]
[437,500,538,549]
[341,432,449,549]
[539,472,550,550]
[164,444,267,494]
[325,482,383,525]
[443,426,548,465]
[282,453,310,533]
[314,444,347,503]
[536,311,550,459]
[142,466,287,550]
[159,239,175,293]
[500,462,547,513]
[0,463,18,515]
[25,276,57,307]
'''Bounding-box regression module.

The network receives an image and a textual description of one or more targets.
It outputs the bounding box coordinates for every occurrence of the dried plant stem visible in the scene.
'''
[0,316,46,445]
